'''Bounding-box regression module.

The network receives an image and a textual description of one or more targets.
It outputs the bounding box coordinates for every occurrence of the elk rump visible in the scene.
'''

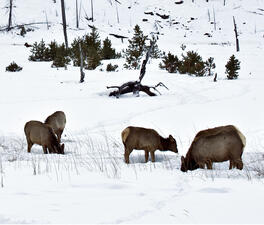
[24,120,65,154]
[44,111,66,143]
[181,125,246,172]
[121,126,178,163]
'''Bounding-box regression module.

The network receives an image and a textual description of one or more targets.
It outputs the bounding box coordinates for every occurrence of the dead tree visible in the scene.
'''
[61,0,68,48]
[76,0,79,29]
[79,43,85,83]
[233,16,240,52]
[7,0,14,31]
[107,42,168,98]
[91,0,94,22]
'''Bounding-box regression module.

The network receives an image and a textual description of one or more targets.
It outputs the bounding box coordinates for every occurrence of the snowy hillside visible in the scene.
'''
[0,0,264,223]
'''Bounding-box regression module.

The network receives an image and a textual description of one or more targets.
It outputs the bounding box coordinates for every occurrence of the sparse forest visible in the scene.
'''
[0,0,263,223]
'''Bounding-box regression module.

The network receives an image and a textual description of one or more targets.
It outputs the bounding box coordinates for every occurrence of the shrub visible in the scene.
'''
[124,24,147,69]
[179,51,206,76]
[225,55,240,80]
[6,61,23,72]
[159,52,180,73]
[106,63,118,72]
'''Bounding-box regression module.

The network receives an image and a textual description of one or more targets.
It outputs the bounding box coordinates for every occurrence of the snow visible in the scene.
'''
[0,0,264,223]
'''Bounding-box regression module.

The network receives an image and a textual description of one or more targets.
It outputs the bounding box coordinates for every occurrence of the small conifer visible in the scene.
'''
[124,24,147,69]
[225,55,240,79]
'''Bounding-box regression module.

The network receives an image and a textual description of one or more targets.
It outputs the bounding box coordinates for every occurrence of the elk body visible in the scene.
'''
[44,111,66,143]
[121,126,178,163]
[181,125,246,172]
[24,120,65,154]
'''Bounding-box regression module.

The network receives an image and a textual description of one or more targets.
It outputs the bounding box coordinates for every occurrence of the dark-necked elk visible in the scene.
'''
[44,111,66,143]
[121,126,178,163]
[24,120,65,154]
[181,125,246,172]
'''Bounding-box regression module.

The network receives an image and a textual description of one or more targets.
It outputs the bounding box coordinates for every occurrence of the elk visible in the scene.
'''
[24,120,65,154]
[44,111,66,143]
[181,125,246,172]
[121,126,178,163]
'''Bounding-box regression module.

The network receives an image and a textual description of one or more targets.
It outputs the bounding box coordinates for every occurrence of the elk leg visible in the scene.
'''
[229,160,233,170]
[145,151,149,162]
[57,129,63,143]
[42,146,48,154]
[206,161,212,169]
[235,159,243,170]
[150,151,155,162]
[198,163,205,169]
[26,140,33,153]
[124,148,132,164]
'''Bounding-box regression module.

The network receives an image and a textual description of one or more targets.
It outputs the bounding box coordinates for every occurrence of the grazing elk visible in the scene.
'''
[121,126,178,163]
[180,125,246,172]
[44,111,66,143]
[24,120,65,154]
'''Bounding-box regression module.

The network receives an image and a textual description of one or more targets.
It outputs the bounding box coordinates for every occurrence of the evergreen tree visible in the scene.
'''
[84,27,102,70]
[101,37,116,59]
[159,52,180,73]
[205,57,216,76]
[51,43,70,68]
[70,37,84,67]
[225,55,240,79]
[124,24,147,69]
[149,36,161,59]
[70,27,102,70]
[28,39,50,61]
[179,50,205,76]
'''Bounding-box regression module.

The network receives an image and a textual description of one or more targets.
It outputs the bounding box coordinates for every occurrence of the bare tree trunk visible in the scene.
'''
[115,1,120,24]
[213,73,217,82]
[233,16,240,52]
[224,0,226,6]
[76,0,79,28]
[61,0,68,48]
[44,11,49,30]
[79,43,85,83]
[7,0,13,31]
[213,7,216,31]
[91,0,94,22]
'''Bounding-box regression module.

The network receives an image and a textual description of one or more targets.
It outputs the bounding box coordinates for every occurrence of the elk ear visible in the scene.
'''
[169,135,174,140]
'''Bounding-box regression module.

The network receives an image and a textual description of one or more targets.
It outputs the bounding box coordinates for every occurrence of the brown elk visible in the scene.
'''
[24,120,65,154]
[44,111,66,143]
[121,126,178,163]
[180,125,246,172]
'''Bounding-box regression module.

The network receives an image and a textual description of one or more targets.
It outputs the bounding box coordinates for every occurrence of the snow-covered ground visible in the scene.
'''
[0,0,264,223]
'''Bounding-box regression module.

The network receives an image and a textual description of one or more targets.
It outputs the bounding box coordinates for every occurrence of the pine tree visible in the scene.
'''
[101,37,116,60]
[159,52,180,73]
[149,36,161,59]
[205,57,216,76]
[70,27,102,70]
[124,24,147,69]
[225,55,240,79]
[84,27,102,70]
[51,43,70,68]
[179,50,205,76]
[28,39,50,61]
